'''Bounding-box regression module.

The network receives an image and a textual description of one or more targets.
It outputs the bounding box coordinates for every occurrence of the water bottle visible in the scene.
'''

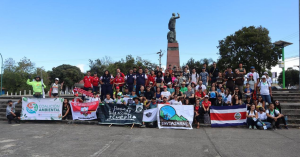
[284,116,288,125]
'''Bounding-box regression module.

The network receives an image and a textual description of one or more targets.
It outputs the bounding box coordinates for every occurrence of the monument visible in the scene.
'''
[167,13,180,69]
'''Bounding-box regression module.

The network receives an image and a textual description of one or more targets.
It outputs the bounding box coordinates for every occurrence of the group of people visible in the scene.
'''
[6,63,287,130]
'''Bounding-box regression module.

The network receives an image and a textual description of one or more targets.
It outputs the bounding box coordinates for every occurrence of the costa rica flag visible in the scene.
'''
[210,105,247,127]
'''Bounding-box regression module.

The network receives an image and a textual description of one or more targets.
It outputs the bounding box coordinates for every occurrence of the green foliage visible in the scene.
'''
[183,58,215,73]
[48,64,83,88]
[217,26,281,74]
[89,55,158,76]
[278,68,299,86]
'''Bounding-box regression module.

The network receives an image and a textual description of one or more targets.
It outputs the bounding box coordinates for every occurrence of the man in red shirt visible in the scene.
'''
[116,68,125,79]
[92,72,99,93]
[202,95,211,114]
[113,73,125,91]
[83,71,93,91]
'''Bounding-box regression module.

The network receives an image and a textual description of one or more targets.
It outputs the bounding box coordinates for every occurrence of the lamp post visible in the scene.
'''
[274,40,293,89]
[0,53,3,95]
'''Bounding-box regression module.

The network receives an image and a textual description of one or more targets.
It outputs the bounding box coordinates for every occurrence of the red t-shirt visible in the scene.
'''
[114,77,125,87]
[92,76,99,86]
[202,101,211,109]
[83,76,93,88]
[195,106,200,112]
[195,91,206,98]
[119,72,125,78]
[162,102,170,104]
[147,75,156,86]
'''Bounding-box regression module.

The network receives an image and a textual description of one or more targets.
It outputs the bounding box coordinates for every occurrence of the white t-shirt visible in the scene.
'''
[169,100,182,105]
[266,77,272,84]
[247,110,256,116]
[247,72,259,81]
[195,84,206,91]
[161,91,171,98]
[258,112,267,120]
[224,94,232,104]
[266,109,280,117]
[104,98,114,104]
[52,83,59,93]
[190,73,199,84]
[89,97,100,102]
[258,81,271,95]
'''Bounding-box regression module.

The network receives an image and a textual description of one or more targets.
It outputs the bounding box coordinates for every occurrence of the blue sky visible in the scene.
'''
[0,0,298,72]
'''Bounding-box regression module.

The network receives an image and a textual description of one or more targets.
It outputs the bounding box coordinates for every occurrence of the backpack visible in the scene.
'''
[267,109,278,117]
[248,110,256,115]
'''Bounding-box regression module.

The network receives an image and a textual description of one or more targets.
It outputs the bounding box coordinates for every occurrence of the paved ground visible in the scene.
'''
[0,122,299,157]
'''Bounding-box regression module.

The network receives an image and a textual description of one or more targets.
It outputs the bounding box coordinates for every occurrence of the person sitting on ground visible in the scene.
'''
[161,97,170,104]
[27,75,46,98]
[208,86,218,105]
[256,96,265,111]
[161,86,171,100]
[172,85,183,99]
[266,103,284,130]
[184,86,194,104]
[201,95,211,115]
[114,92,126,105]
[180,82,188,94]
[194,99,202,129]
[244,96,254,110]
[231,94,242,106]
[274,100,288,129]
[50,78,64,98]
[6,99,21,124]
[167,82,175,95]
[246,104,258,129]
[215,95,224,106]
[195,87,205,102]
[155,87,162,100]
[103,93,114,104]
[131,97,142,106]
[144,86,154,100]
[62,99,71,120]
[244,83,253,98]
[223,88,232,106]
[130,90,138,99]
[170,95,182,105]
[149,97,158,109]
[257,107,272,129]
[113,86,122,99]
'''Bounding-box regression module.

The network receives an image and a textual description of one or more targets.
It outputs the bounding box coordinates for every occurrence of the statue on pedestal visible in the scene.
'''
[167,13,180,43]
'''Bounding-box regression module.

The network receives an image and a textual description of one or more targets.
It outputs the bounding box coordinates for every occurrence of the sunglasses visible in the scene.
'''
[275,101,279,103]
[235,89,239,90]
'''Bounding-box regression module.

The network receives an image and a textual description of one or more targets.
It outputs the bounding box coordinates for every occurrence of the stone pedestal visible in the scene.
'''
[167,43,180,68]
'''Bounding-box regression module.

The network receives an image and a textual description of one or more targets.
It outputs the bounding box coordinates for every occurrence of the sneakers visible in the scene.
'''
[8,120,12,124]
[249,126,252,129]
[140,125,146,128]
[276,126,282,129]
[284,126,289,129]
[253,126,257,130]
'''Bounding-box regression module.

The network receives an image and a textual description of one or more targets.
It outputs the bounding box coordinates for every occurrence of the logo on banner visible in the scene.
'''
[135,105,143,113]
[80,107,89,116]
[26,102,38,114]
[234,112,241,120]
[159,106,190,127]
[146,112,152,117]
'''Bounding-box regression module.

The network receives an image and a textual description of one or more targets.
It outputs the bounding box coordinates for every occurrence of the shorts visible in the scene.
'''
[52,93,58,97]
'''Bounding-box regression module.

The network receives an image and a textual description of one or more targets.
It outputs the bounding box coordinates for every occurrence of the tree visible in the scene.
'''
[278,68,299,86]
[183,58,215,73]
[217,26,281,75]
[48,64,83,88]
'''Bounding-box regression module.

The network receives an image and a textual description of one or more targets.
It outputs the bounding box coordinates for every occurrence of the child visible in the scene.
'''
[209,86,218,105]
[244,83,253,98]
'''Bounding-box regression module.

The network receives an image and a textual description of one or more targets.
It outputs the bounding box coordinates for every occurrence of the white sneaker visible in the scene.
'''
[249,126,252,129]
[254,126,257,130]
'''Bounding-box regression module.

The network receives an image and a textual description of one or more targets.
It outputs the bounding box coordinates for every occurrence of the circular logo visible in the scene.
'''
[26,102,38,114]
[234,112,241,120]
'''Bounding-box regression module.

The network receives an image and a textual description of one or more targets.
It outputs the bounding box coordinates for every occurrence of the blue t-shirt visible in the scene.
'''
[130,95,138,98]
[209,92,217,98]
[244,88,253,96]
[150,102,157,109]
[167,88,175,94]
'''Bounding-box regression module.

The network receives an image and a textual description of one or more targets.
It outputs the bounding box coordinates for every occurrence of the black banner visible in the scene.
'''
[98,103,143,125]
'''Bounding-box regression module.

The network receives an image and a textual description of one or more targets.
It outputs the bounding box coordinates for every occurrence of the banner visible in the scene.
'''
[21,97,63,120]
[74,87,93,97]
[143,108,158,122]
[70,101,99,120]
[210,105,247,127]
[98,103,143,125]
[157,104,194,129]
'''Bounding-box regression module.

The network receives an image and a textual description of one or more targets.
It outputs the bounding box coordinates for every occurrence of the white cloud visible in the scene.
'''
[76,64,85,72]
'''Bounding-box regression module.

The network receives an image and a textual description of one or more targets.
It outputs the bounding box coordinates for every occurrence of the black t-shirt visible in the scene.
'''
[164,76,172,84]
[215,100,224,106]
[235,73,244,85]
[210,67,220,77]
[216,76,224,85]
[244,99,253,110]
[145,91,154,100]
[225,73,235,87]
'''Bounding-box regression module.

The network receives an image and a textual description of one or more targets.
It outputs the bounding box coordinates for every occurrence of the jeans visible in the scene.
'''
[7,112,20,122]
[257,121,272,129]
[247,117,257,127]
[261,95,272,105]
[93,86,99,93]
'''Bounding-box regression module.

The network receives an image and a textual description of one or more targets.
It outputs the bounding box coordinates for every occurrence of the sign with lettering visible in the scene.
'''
[98,103,143,125]
[21,97,63,120]
[157,104,194,129]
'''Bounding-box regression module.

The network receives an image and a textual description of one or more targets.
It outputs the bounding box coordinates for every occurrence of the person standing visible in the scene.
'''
[125,69,135,93]
[264,72,272,85]
[116,68,125,79]
[209,62,219,85]
[190,68,199,85]
[247,66,259,85]
[6,99,21,124]
[113,73,125,91]
[83,71,93,91]
[133,67,137,75]
[135,68,147,95]
[234,69,244,92]
[257,75,272,105]
[199,67,209,86]
[27,75,46,98]
[238,63,246,75]
[92,72,100,93]
[224,67,235,94]
[183,67,190,86]
[49,78,64,98]
[100,70,114,101]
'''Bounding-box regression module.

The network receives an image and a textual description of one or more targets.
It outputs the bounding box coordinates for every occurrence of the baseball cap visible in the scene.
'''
[149,81,153,84]
[250,66,255,69]
[191,82,196,84]
[117,92,122,96]
[116,86,120,89]
[264,72,268,75]
[262,75,266,79]
[7,100,12,103]
[181,82,186,84]
[259,107,264,111]
[55,78,59,81]
[202,67,206,69]
[167,82,172,85]
[204,95,209,98]
[163,96,167,99]
[163,86,167,88]
[249,74,253,76]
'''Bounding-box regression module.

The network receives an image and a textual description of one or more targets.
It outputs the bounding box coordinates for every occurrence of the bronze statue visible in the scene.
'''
[167,13,180,43]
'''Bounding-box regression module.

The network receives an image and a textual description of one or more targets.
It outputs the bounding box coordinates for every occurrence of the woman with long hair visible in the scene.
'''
[224,88,232,106]
[194,99,202,129]
[256,96,265,111]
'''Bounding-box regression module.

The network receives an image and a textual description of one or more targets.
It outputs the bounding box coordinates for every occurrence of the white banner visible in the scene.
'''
[143,108,158,122]
[21,97,63,120]
[70,101,99,120]
[157,104,194,129]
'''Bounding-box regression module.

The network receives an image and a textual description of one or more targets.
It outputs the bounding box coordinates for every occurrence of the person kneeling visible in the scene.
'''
[246,104,258,129]
[6,99,21,124]
[266,103,284,130]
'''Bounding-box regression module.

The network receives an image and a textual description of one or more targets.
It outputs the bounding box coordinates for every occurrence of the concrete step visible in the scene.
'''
[281,109,300,115]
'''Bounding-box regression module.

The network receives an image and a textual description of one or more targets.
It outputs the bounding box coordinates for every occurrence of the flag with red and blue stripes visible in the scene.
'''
[210,105,247,127]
